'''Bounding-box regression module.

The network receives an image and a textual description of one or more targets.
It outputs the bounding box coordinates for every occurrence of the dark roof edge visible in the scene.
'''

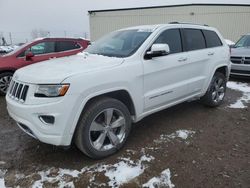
[88,3,250,13]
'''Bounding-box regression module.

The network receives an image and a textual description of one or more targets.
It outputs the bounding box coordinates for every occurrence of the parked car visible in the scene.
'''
[0,45,14,55]
[230,34,250,77]
[6,23,230,159]
[0,38,90,95]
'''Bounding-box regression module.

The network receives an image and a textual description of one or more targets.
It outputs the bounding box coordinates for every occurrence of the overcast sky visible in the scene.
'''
[0,0,249,43]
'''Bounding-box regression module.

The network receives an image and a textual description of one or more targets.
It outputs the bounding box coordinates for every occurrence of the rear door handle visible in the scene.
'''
[178,57,187,62]
[208,52,215,56]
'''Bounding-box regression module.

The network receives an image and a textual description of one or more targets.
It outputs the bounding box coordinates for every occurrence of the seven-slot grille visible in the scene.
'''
[231,56,250,64]
[8,80,29,102]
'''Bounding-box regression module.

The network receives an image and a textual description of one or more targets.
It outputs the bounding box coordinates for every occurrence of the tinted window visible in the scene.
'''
[17,51,25,57]
[203,30,222,48]
[56,41,81,52]
[154,29,182,54]
[19,42,55,57]
[183,29,206,51]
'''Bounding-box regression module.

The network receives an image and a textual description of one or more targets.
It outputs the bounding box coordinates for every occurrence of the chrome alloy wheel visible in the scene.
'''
[0,75,12,94]
[211,77,225,103]
[89,108,126,151]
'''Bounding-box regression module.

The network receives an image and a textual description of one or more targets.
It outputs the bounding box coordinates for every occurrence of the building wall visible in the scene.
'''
[89,5,250,42]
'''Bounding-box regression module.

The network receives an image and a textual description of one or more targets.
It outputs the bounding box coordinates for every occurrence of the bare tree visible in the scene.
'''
[39,29,50,37]
[31,28,50,39]
[31,29,39,39]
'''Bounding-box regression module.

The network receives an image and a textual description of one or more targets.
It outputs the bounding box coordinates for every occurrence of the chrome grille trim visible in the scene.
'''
[231,56,250,64]
[8,80,29,103]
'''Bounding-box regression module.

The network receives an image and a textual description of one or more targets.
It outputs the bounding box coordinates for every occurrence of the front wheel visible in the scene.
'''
[0,72,13,96]
[75,97,132,159]
[201,72,227,107]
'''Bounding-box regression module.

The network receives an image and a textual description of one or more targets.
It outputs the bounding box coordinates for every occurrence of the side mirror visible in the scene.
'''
[145,44,170,59]
[25,51,34,61]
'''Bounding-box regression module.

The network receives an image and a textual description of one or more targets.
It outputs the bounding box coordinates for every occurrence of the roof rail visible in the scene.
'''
[169,22,209,26]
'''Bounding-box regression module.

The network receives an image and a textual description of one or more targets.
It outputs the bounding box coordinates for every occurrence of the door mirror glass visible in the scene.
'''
[146,44,170,59]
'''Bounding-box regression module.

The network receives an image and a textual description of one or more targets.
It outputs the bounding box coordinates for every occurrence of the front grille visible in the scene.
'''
[8,80,29,102]
[231,69,250,75]
[231,56,250,64]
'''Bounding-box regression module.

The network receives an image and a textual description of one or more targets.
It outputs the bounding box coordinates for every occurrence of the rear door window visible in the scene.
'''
[154,29,182,54]
[203,30,223,48]
[56,41,81,52]
[183,29,206,51]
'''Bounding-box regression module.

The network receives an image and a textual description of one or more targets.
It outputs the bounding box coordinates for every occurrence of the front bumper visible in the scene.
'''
[230,64,250,76]
[6,94,79,146]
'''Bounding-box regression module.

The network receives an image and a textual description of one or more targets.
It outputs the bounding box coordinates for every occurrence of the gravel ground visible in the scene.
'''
[0,78,249,188]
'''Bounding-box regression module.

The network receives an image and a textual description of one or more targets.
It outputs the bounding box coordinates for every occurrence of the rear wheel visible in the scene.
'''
[75,97,132,159]
[201,72,227,107]
[0,72,13,96]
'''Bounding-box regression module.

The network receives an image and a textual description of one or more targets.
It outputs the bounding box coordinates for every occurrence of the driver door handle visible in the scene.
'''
[178,57,187,62]
[208,52,215,56]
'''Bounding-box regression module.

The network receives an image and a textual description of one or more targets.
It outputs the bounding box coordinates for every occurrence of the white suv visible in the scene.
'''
[6,23,231,159]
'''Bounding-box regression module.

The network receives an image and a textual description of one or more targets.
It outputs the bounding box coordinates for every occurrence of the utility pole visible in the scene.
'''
[0,32,3,44]
[64,30,67,37]
[9,32,12,45]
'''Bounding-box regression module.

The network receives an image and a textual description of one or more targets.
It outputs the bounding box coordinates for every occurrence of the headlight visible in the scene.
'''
[35,84,70,97]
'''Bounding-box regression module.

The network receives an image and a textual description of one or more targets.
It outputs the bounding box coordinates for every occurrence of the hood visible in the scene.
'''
[231,47,250,57]
[14,53,124,84]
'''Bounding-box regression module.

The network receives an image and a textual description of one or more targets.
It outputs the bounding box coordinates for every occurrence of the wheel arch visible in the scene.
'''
[0,69,16,74]
[214,66,229,79]
[202,64,230,96]
[68,89,137,144]
[82,90,136,117]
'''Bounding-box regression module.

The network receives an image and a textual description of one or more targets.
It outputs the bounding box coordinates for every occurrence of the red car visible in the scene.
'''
[0,37,89,95]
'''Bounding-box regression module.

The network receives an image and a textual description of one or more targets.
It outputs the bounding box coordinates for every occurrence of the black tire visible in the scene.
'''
[0,72,13,96]
[201,72,227,107]
[75,97,132,159]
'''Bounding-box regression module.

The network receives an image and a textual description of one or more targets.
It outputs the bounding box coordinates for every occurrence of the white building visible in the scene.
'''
[88,3,250,42]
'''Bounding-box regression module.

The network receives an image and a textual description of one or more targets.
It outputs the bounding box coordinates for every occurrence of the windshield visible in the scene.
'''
[85,29,152,57]
[235,35,250,48]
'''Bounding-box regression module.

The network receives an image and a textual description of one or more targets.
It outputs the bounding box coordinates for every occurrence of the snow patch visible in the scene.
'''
[175,130,195,140]
[156,130,195,143]
[15,173,25,180]
[227,81,250,109]
[229,100,246,109]
[30,154,154,188]
[32,167,87,188]
[104,155,154,187]
[105,161,143,187]
[0,169,7,188]
[143,169,175,188]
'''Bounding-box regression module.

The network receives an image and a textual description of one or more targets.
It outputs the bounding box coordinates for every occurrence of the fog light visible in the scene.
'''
[39,115,55,125]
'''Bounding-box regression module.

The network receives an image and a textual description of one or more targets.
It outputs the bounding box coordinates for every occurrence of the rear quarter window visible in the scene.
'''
[183,29,206,51]
[203,30,223,48]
